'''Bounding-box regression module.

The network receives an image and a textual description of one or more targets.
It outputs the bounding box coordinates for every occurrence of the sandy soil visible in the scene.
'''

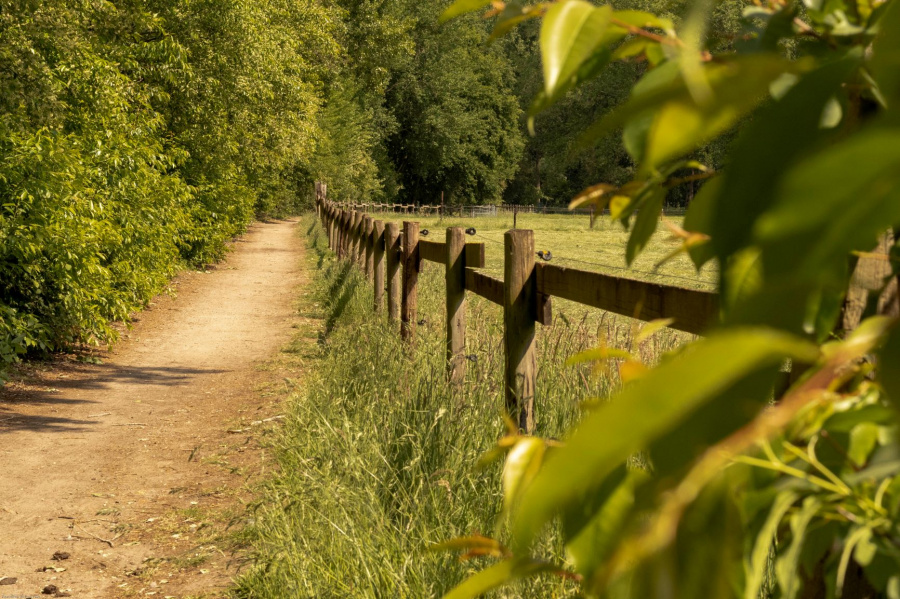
[0,219,306,598]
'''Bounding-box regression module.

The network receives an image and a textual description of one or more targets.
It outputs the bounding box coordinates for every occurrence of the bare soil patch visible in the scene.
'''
[0,219,308,598]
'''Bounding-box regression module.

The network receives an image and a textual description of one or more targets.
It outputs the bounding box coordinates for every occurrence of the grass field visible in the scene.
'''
[369,211,717,291]
[233,214,712,598]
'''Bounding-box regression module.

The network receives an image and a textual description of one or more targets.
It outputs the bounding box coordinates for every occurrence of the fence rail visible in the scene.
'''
[327,200,688,219]
[315,188,718,432]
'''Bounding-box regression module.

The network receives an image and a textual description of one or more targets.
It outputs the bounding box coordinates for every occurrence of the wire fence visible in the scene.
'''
[337,202,689,218]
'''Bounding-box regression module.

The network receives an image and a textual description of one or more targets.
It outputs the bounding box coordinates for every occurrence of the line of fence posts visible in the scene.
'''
[318,197,542,429]
[314,194,721,433]
[314,187,900,433]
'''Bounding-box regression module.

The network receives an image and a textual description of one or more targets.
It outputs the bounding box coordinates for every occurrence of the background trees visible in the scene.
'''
[0,0,773,368]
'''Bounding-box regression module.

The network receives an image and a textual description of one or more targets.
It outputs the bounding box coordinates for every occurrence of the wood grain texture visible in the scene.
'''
[535,263,718,335]
[537,293,553,326]
[419,239,445,264]
[364,216,374,280]
[350,211,359,265]
[446,227,466,384]
[464,268,503,305]
[464,243,485,268]
[504,229,536,433]
[373,220,385,312]
[401,221,419,340]
[385,222,401,322]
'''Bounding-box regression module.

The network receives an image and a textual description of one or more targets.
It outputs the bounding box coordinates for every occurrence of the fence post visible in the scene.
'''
[504,229,536,433]
[340,210,349,260]
[385,222,401,321]
[356,213,366,268]
[446,227,466,384]
[326,205,332,251]
[330,206,337,252]
[348,211,357,264]
[365,216,374,281]
[374,220,385,312]
[401,221,419,341]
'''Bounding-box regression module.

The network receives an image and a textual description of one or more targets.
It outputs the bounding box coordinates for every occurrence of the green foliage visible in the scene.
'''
[438,0,900,596]
[0,0,339,372]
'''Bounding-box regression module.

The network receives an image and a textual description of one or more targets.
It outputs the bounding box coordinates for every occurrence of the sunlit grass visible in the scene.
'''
[233,215,699,598]
[368,211,717,291]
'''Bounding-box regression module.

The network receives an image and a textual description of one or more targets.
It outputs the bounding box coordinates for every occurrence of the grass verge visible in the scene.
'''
[233,215,691,598]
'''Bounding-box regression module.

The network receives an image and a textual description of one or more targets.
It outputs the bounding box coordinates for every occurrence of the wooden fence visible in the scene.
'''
[315,192,719,432]
[329,201,687,219]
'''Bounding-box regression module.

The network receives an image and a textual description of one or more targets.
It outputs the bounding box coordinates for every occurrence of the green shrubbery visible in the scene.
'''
[0,0,336,369]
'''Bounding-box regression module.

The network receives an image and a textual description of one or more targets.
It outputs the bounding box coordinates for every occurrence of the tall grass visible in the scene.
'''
[234,216,690,598]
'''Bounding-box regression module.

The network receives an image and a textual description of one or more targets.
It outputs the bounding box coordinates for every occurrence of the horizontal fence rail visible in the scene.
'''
[315,191,719,433]
[326,201,688,219]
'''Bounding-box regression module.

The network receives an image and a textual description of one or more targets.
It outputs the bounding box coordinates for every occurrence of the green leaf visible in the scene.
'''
[745,491,798,599]
[848,422,881,467]
[683,177,722,268]
[755,126,900,284]
[775,496,822,599]
[723,248,763,312]
[621,61,681,163]
[540,1,613,100]
[442,559,562,599]
[705,56,861,262]
[612,37,654,61]
[871,0,900,107]
[824,404,896,433]
[611,10,674,31]
[578,55,802,172]
[439,0,491,23]
[502,438,546,513]
[642,56,798,174]
[489,3,546,42]
[837,527,875,595]
[625,187,663,265]
[635,318,676,343]
[512,328,820,547]
[564,469,647,579]
[744,491,798,599]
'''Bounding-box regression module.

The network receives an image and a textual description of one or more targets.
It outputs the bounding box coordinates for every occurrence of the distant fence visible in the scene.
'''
[315,187,718,432]
[333,201,688,219]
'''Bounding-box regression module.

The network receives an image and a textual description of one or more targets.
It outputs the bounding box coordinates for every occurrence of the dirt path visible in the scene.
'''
[0,219,306,598]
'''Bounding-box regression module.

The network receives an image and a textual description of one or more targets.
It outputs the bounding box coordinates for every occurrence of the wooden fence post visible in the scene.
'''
[446,227,466,383]
[385,222,401,321]
[330,206,337,252]
[342,210,349,259]
[340,210,350,260]
[373,220,385,312]
[504,229,537,433]
[365,216,374,281]
[401,221,419,341]
[356,213,366,268]
[350,210,363,268]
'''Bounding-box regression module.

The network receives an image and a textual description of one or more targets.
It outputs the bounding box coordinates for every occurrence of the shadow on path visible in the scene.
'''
[0,364,228,434]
